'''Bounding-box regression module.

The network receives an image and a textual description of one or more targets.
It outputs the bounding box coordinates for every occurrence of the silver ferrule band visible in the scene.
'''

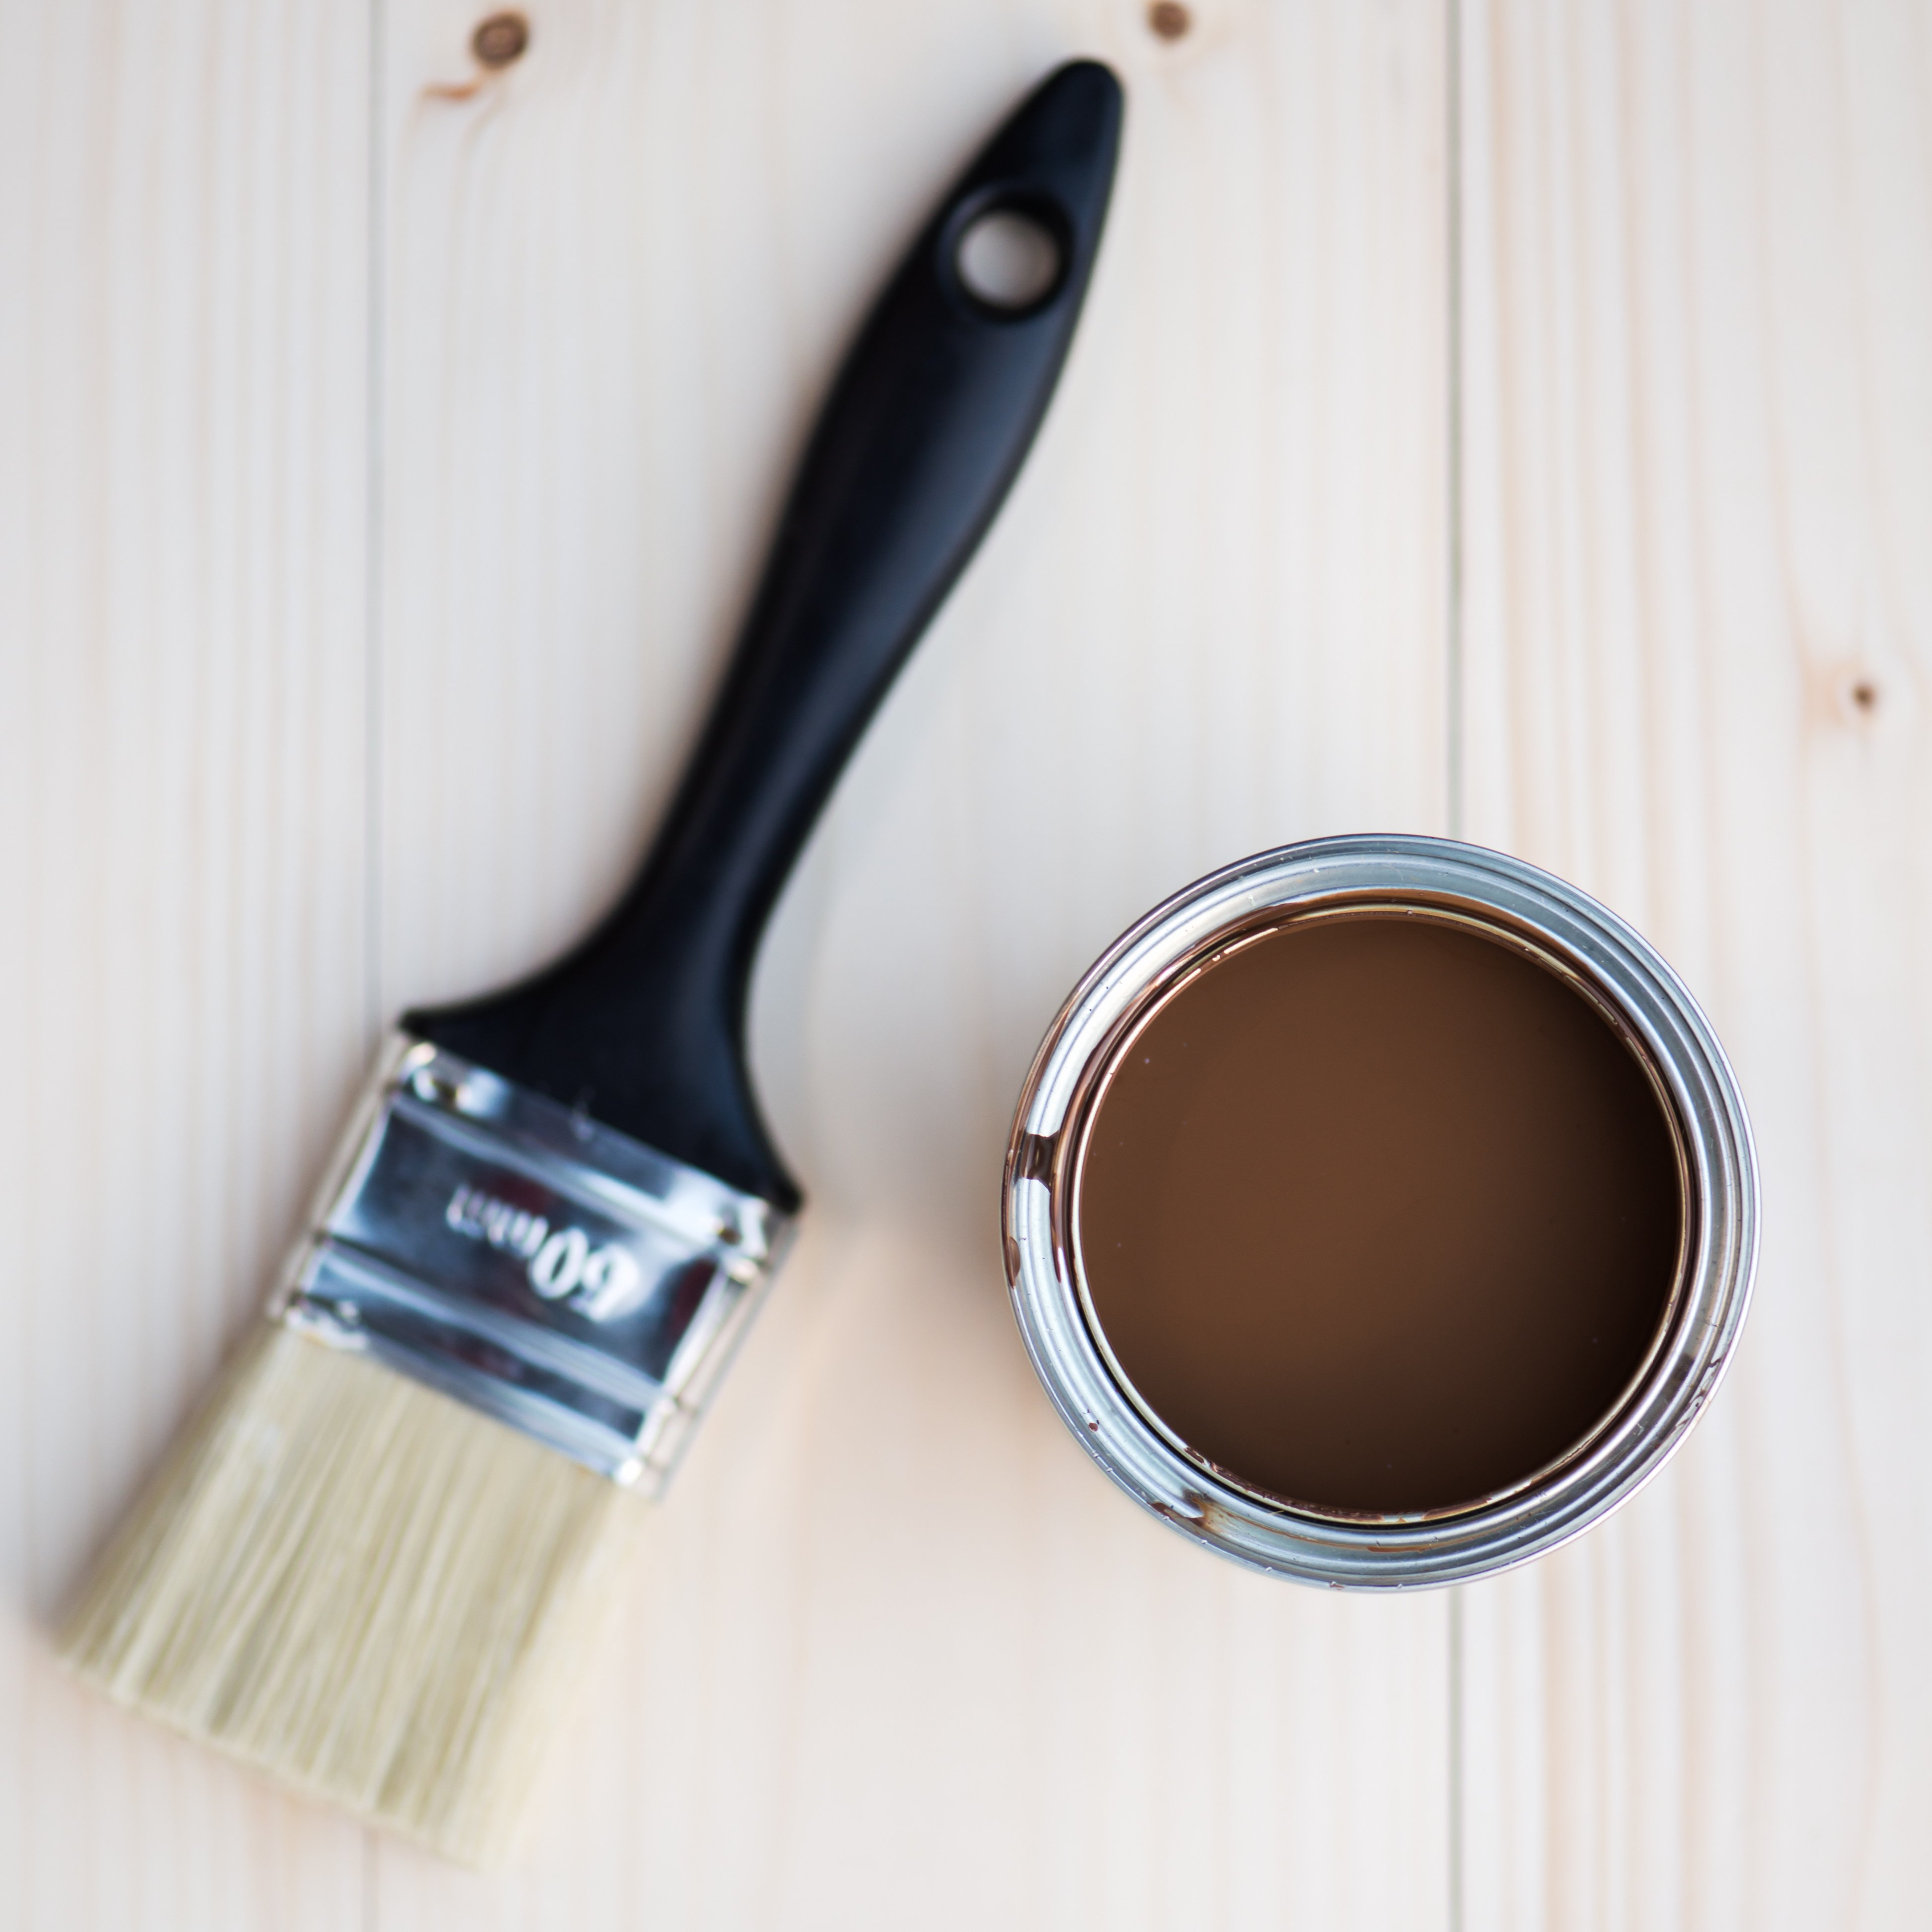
[273,1034,796,1491]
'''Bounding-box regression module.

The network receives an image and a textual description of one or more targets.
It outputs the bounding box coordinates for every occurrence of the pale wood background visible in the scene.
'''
[0,0,1925,1927]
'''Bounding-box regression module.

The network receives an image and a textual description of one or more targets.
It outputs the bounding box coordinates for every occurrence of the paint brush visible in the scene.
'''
[62,59,1122,1864]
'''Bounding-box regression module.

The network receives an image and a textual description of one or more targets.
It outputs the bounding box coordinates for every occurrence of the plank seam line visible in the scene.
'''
[362,0,388,1913]
[1444,2,1468,1928]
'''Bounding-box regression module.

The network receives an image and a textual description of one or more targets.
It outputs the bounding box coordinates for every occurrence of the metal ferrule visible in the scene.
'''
[274,1034,796,1491]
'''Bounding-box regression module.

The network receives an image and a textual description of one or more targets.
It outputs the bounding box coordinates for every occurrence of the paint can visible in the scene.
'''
[1002,835,1758,1586]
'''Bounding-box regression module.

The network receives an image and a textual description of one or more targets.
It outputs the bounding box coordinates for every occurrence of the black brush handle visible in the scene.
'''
[409,60,1124,1211]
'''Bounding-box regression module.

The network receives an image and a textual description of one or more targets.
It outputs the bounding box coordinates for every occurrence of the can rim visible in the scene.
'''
[1001,835,1759,1588]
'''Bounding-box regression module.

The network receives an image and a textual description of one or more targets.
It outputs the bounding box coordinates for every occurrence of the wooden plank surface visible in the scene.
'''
[1,0,1454,1927]
[369,3,1451,1927]
[0,0,376,1925]
[1455,2,1932,1927]
[10,0,1932,1926]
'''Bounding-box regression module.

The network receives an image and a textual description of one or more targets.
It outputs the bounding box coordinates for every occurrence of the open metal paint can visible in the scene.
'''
[1002,835,1758,1587]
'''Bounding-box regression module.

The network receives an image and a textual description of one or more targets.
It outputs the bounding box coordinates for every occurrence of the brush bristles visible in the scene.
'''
[60,1321,644,1865]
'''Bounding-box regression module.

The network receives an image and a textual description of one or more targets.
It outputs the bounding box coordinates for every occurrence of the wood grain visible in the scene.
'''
[20,0,1931,1925]
[0,0,376,1924]
[1455,2,1932,1927]
[370,0,1451,1926]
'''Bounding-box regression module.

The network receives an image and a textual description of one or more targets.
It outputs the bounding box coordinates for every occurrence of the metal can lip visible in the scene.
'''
[1002,834,1759,1588]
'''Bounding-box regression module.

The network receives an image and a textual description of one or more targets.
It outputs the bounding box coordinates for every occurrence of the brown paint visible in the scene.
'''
[1074,912,1683,1516]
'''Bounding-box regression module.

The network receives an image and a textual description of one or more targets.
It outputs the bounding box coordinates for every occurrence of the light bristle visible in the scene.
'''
[60,1321,644,1865]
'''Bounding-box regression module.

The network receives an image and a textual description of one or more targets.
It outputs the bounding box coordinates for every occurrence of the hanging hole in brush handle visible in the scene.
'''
[410,59,1125,1209]
[952,199,1069,314]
